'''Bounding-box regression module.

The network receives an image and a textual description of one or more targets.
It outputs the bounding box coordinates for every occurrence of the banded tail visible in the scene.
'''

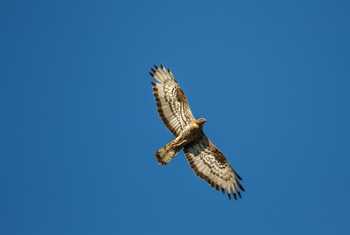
[156,141,183,165]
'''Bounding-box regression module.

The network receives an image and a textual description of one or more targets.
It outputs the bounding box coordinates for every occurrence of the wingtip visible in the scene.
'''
[150,64,172,76]
[233,193,237,200]
[238,182,245,192]
[149,67,157,76]
[236,172,242,181]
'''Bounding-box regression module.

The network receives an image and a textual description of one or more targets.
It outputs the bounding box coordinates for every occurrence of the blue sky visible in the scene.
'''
[1,0,350,234]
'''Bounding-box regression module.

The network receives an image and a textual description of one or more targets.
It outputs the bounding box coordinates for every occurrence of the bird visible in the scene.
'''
[150,65,245,200]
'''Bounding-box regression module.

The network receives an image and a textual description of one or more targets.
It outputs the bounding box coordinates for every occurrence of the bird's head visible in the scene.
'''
[196,118,207,127]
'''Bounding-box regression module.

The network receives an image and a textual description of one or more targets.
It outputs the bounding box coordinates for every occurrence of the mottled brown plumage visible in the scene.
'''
[150,65,245,200]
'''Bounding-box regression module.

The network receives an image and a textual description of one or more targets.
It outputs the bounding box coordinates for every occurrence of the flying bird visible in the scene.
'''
[150,65,245,200]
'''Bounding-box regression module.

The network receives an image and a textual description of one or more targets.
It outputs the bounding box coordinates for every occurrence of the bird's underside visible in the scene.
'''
[156,118,204,165]
[150,65,245,200]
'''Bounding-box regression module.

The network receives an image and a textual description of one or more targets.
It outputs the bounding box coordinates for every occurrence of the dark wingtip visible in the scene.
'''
[233,193,237,200]
[150,67,156,75]
[238,182,245,192]
[235,172,242,180]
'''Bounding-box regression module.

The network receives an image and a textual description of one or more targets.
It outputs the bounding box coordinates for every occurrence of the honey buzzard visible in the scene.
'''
[150,65,245,200]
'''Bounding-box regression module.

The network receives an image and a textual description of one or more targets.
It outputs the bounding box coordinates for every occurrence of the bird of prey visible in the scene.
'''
[150,65,245,200]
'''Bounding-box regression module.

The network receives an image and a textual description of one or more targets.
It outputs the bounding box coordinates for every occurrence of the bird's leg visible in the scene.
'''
[156,136,187,165]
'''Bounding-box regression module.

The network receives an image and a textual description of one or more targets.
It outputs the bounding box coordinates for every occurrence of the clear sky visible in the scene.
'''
[1,0,350,234]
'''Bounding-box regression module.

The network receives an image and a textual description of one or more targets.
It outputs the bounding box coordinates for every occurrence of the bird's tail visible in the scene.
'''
[155,142,182,165]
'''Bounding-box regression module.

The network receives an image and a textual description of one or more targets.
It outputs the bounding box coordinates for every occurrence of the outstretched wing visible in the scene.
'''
[150,65,195,136]
[184,134,245,200]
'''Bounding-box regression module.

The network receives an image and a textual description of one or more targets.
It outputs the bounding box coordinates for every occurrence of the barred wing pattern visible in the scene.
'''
[184,134,245,200]
[150,65,195,136]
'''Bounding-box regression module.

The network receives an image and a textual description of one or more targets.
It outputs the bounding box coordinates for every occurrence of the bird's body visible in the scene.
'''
[150,65,245,200]
[156,119,205,165]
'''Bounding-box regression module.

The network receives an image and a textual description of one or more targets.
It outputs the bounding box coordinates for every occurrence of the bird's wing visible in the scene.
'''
[150,65,195,136]
[184,134,245,200]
